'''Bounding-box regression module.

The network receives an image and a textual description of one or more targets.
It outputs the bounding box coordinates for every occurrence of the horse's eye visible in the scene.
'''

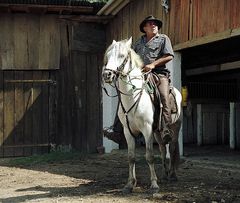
[119,54,125,58]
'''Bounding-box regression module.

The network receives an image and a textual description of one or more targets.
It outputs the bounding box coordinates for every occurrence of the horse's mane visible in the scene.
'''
[129,48,144,69]
[104,39,144,70]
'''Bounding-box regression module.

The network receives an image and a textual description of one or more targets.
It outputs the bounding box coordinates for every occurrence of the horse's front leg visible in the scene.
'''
[143,128,159,193]
[122,128,136,194]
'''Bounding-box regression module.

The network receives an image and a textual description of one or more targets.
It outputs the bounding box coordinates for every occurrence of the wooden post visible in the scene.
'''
[170,52,183,156]
[229,102,236,149]
[197,104,203,146]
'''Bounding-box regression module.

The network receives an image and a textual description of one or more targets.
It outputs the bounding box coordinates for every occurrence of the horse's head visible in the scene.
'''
[102,38,132,83]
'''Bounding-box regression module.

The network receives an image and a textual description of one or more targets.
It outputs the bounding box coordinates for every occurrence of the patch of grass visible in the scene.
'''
[5,151,86,167]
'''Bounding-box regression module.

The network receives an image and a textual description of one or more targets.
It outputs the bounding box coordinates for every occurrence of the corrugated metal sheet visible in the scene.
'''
[0,0,108,14]
[0,0,106,7]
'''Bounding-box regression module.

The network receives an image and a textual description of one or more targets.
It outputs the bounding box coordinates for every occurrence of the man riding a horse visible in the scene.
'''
[134,15,174,144]
[102,15,181,193]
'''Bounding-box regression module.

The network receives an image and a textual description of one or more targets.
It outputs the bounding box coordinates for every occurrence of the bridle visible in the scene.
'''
[102,51,144,97]
[103,51,132,78]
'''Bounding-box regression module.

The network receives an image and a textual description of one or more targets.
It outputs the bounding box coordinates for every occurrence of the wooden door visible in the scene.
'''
[0,70,56,157]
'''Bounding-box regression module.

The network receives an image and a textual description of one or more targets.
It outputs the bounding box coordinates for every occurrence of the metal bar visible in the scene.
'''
[4,79,56,85]
[0,144,50,148]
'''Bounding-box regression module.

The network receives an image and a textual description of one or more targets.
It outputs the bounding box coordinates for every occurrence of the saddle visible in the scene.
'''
[146,73,178,131]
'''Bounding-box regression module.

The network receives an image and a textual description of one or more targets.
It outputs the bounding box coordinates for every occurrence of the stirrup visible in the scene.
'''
[161,128,173,144]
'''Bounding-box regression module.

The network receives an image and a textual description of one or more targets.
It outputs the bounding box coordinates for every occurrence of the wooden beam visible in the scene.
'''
[174,28,240,51]
[185,60,240,76]
[220,60,240,71]
[185,65,220,76]
[59,15,114,23]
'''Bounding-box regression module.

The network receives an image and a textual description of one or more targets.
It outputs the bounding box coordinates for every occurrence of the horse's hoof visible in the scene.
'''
[149,186,159,194]
[161,128,173,144]
[169,175,178,182]
[162,134,172,144]
[160,175,168,183]
[122,186,133,194]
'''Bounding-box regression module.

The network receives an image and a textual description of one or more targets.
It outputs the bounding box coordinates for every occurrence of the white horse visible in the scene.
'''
[102,38,182,193]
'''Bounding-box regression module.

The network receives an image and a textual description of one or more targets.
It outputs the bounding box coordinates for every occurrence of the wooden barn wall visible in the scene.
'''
[171,0,240,44]
[0,13,60,70]
[106,0,167,45]
[0,13,104,156]
[56,22,104,153]
[106,0,240,47]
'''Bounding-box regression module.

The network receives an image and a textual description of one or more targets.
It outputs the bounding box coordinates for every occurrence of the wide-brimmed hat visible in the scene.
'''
[139,15,162,33]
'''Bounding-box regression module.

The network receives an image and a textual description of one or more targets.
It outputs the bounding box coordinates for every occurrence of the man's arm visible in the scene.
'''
[143,54,173,72]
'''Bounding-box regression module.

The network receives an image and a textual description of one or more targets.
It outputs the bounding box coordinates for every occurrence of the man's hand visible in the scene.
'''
[143,64,155,72]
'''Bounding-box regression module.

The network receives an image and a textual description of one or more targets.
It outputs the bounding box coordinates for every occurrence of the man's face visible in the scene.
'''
[143,21,159,35]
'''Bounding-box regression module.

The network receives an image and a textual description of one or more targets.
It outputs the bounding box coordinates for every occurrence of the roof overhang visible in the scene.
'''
[0,2,113,23]
[97,0,131,16]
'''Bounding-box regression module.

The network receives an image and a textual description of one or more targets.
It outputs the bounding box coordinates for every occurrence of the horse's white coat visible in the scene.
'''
[102,38,182,193]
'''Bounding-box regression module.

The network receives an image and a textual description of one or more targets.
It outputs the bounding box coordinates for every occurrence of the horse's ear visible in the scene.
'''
[112,40,116,44]
[126,37,132,47]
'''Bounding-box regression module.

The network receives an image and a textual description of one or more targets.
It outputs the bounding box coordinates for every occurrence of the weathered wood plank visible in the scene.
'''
[87,54,100,152]
[48,72,56,150]
[39,16,60,69]
[230,0,240,29]
[179,0,191,43]
[14,71,24,156]
[28,15,40,70]
[0,71,3,156]
[23,71,33,156]
[55,22,70,146]
[42,71,50,154]
[32,71,42,154]
[168,0,176,43]
[122,5,130,39]
[161,0,169,35]
[0,14,14,69]
[13,15,29,69]
[97,54,103,147]
[72,51,87,151]
[3,71,15,156]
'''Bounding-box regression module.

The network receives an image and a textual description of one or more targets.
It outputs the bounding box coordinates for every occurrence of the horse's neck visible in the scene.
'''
[118,65,143,99]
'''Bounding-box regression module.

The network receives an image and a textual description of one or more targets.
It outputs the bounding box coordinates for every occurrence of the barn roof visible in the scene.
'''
[0,0,108,15]
[97,0,130,16]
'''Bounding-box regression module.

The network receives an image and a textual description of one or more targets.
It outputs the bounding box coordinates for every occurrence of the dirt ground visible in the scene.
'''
[0,145,240,203]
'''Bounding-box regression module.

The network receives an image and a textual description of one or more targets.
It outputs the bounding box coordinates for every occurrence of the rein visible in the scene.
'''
[117,86,143,137]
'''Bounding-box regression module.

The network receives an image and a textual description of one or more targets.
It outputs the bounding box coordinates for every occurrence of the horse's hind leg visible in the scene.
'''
[143,127,159,193]
[169,141,179,181]
[154,131,168,182]
[159,143,169,181]
[169,120,181,181]
[122,129,137,193]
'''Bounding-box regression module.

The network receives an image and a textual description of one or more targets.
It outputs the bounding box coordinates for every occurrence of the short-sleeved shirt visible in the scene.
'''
[133,33,174,75]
